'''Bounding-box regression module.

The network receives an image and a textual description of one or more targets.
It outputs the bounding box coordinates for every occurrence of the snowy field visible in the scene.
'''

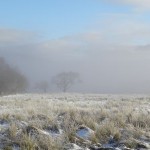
[0,94,150,150]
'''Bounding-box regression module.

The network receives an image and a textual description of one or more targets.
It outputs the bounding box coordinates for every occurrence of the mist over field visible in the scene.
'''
[1,0,150,94]
[1,1,150,150]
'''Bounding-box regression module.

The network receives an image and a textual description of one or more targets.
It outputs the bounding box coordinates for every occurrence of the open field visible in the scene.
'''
[0,94,150,150]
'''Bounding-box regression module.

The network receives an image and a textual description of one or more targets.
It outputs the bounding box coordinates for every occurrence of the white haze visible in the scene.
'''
[1,13,150,94]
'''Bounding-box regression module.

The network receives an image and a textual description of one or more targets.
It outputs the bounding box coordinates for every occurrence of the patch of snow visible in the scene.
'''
[12,145,20,150]
[76,126,94,140]
[0,120,9,131]
[65,143,83,150]
[102,143,114,149]
[44,128,63,137]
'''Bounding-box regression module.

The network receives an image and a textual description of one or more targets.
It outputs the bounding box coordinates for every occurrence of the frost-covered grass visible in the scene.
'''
[0,93,150,150]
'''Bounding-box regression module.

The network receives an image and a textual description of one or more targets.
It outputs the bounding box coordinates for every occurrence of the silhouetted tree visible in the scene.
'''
[52,72,80,92]
[0,57,28,95]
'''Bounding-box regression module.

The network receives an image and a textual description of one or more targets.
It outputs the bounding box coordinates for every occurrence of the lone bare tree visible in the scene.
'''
[52,72,80,92]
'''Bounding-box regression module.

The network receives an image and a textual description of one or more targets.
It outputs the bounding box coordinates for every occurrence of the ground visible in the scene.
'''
[0,94,150,150]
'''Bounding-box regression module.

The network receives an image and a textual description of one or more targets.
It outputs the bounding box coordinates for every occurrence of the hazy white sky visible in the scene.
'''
[1,1,150,93]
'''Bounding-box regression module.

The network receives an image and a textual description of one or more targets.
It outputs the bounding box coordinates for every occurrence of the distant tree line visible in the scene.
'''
[0,57,28,95]
[35,72,80,93]
[0,57,81,95]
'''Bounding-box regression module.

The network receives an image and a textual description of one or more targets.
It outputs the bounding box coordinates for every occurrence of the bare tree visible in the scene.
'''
[52,72,80,92]
[35,80,49,93]
[0,57,28,95]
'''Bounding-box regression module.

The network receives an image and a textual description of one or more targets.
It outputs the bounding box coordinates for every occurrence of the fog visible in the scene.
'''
[1,3,150,94]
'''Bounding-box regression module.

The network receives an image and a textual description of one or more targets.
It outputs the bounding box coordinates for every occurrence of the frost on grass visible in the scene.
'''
[0,94,150,149]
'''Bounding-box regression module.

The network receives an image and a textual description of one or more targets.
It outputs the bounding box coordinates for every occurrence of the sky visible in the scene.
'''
[1,0,150,93]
